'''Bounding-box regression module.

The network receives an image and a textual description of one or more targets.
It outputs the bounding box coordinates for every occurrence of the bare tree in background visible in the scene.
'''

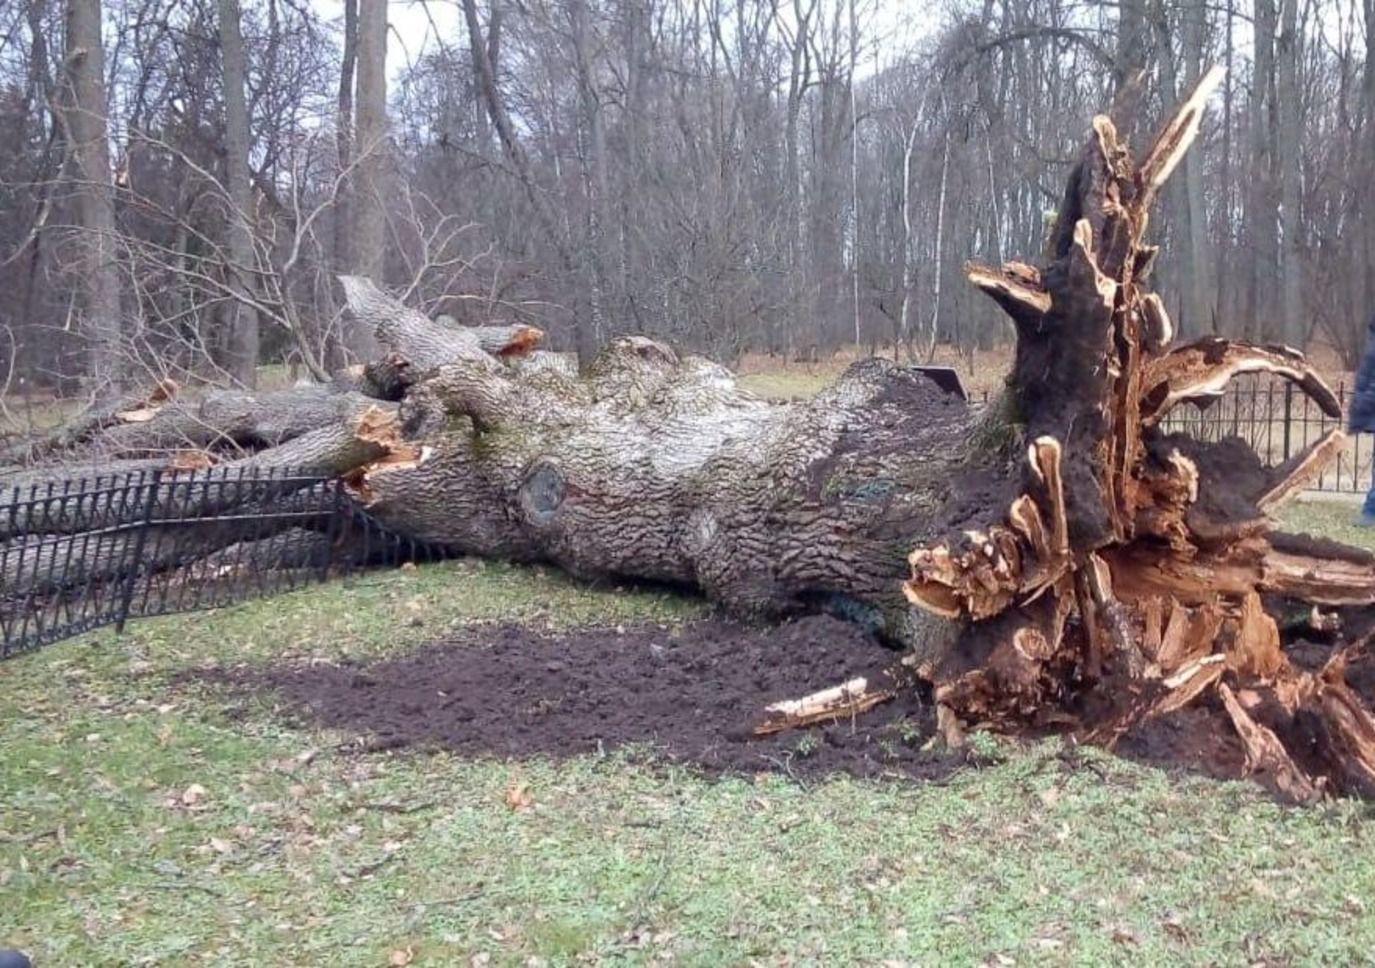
[0,0,1371,394]
[334,0,358,281]
[1275,0,1303,347]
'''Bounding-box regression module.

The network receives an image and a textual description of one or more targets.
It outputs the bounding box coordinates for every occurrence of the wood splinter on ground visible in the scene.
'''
[752,676,899,736]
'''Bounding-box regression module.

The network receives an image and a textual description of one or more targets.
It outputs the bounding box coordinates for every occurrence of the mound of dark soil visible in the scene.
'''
[1118,609,1375,786]
[199,609,1375,794]
[210,614,956,783]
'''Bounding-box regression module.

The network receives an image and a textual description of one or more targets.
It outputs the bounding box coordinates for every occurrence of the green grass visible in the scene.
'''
[8,531,1375,964]
[737,370,838,401]
[1280,498,1375,549]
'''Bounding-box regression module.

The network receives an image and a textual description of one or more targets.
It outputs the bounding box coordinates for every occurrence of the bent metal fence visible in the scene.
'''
[1157,374,1371,495]
[0,466,438,659]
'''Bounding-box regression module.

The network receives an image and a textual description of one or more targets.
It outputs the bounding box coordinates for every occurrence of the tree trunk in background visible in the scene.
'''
[1362,0,1374,325]
[848,0,861,348]
[335,0,358,280]
[570,0,609,348]
[1181,0,1214,335]
[1152,1,1192,334]
[1276,0,1304,347]
[1248,0,1279,342]
[1113,0,1149,143]
[218,0,260,389]
[350,0,387,360]
[897,119,918,359]
[783,1,812,358]
[63,0,123,395]
[1218,0,1235,332]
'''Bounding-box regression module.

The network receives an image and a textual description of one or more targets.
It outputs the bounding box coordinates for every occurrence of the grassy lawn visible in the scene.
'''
[1280,498,1375,549]
[6,550,1375,965]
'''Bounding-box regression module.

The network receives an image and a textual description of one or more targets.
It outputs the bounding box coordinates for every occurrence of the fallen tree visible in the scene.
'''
[6,69,1375,799]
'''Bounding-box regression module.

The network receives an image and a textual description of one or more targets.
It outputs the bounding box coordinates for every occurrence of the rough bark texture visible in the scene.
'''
[348,0,387,361]
[361,336,978,640]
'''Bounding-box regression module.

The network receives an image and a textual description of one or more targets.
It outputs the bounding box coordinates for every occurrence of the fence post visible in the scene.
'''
[115,468,162,634]
[322,476,344,583]
[1282,382,1294,462]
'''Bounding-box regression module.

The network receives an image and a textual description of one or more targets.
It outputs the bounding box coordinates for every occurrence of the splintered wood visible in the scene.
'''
[902,67,1375,801]
[752,676,898,735]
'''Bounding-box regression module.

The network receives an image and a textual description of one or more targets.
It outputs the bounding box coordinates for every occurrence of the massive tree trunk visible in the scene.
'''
[9,71,1375,800]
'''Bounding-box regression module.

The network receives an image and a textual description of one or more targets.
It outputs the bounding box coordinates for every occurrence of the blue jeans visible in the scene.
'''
[1364,484,1375,520]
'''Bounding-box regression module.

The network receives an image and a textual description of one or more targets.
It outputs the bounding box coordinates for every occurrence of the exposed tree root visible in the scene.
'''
[901,69,1375,801]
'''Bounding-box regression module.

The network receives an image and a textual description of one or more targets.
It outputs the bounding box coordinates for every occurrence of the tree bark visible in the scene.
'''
[1248,0,1280,342]
[335,0,358,280]
[1276,0,1304,347]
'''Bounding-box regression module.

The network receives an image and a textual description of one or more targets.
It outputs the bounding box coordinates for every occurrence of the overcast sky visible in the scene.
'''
[339,0,934,84]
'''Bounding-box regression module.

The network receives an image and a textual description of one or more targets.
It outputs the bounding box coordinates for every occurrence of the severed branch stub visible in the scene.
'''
[902,66,1375,801]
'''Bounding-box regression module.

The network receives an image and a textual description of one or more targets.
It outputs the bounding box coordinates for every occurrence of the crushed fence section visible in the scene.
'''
[0,466,438,659]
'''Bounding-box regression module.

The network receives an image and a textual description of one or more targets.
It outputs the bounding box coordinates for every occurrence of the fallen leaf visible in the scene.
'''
[1161,917,1189,942]
[389,947,415,966]
[181,784,207,806]
[504,783,533,812]
[208,837,234,855]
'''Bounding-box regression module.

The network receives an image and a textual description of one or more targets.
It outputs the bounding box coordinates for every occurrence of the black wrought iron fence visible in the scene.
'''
[1157,374,1371,495]
[0,466,438,659]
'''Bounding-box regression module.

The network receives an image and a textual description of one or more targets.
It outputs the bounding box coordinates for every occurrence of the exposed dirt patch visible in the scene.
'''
[206,614,957,783]
[1119,610,1375,788]
[1117,705,1249,781]
[198,608,1375,795]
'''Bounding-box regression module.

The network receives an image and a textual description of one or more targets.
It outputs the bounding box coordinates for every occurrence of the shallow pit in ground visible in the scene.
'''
[196,612,1375,792]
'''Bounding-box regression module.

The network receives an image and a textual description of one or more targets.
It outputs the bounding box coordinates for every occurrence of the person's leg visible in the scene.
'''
[1361,481,1375,525]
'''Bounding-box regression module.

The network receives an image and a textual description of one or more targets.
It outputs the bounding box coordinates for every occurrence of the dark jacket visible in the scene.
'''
[1351,312,1375,433]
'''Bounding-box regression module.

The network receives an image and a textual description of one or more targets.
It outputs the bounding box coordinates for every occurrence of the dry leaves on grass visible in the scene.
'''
[503,782,534,812]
